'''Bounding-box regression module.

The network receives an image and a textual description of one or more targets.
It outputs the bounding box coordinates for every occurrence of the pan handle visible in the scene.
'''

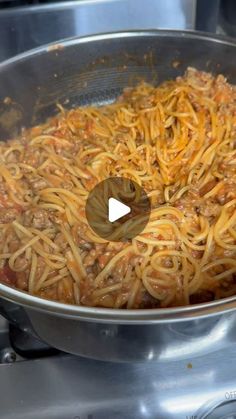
[0,298,60,357]
[0,297,37,337]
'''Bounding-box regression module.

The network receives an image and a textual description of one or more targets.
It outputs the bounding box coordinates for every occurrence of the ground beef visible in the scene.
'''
[190,291,215,304]
[0,208,19,223]
[23,209,53,230]
[27,176,48,192]
[139,291,161,308]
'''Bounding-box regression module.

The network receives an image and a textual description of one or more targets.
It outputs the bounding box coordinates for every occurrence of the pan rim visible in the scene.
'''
[1,28,236,70]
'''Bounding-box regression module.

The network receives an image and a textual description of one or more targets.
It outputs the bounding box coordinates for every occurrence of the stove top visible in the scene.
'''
[0,316,236,419]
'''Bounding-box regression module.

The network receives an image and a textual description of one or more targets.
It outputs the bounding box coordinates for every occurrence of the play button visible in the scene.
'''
[108,198,131,223]
[85,177,151,242]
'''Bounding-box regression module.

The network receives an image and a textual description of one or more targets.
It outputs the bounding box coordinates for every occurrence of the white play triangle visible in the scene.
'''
[108,197,131,223]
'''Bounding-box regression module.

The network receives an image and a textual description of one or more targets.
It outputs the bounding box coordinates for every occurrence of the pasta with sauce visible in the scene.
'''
[0,67,235,308]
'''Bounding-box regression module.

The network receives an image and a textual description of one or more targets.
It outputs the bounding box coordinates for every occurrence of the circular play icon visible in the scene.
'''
[85,177,151,242]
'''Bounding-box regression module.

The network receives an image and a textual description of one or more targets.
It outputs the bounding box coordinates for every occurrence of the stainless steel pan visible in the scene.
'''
[0,30,236,361]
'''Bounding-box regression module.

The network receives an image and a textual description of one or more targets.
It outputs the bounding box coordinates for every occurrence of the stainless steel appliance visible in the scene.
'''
[1,316,236,418]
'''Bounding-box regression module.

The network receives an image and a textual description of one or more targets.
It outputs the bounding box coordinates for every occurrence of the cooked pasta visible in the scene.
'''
[0,67,236,308]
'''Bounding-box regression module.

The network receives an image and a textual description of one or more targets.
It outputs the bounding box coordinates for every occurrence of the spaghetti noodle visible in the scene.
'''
[0,67,235,308]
